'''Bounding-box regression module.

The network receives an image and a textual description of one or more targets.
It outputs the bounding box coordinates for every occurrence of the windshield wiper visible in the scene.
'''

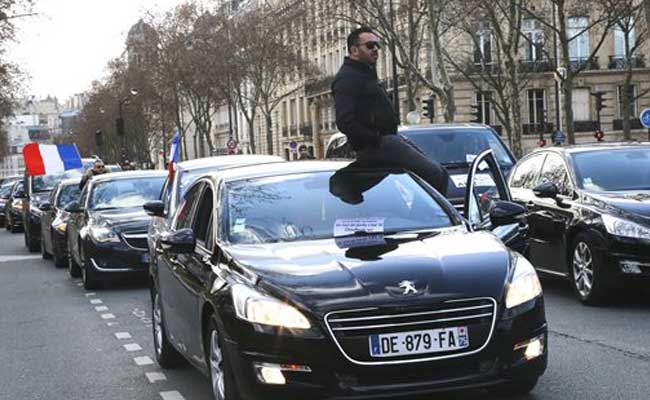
[92,207,122,211]
[336,229,442,240]
[443,162,469,168]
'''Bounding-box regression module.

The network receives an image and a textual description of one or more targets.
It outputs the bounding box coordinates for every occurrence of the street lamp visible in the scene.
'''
[116,88,139,164]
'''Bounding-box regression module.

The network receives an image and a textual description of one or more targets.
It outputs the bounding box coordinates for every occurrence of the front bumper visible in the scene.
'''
[9,208,23,227]
[27,211,42,242]
[596,235,650,282]
[84,239,150,280]
[219,297,547,400]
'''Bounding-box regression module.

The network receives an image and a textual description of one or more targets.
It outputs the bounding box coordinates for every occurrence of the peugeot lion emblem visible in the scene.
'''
[398,280,418,295]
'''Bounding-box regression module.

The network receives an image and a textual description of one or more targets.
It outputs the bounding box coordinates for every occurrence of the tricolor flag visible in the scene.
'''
[168,131,180,178]
[22,143,83,177]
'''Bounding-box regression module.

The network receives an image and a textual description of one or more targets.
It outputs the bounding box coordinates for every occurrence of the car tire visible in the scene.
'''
[81,254,100,290]
[570,233,608,305]
[68,241,82,278]
[151,287,185,368]
[26,231,39,253]
[41,237,52,260]
[206,314,240,400]
[53,236,67,268]
[489,377,538,397]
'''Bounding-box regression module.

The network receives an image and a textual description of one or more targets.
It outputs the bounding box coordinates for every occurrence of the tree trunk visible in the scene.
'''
[264,113,274,155]
[563,78,575,144]
[429,0,455,122]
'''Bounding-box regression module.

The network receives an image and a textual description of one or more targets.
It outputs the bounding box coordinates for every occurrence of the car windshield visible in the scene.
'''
[572,148,650,191]
[90,176,166,210]
[404,129,514,171]
[0,184,13,198]
[57,184,81,208]
[225,170,454,245]
[32,169,83,192]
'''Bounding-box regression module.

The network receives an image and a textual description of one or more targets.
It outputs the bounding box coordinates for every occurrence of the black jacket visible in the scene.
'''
[332,57,399,151]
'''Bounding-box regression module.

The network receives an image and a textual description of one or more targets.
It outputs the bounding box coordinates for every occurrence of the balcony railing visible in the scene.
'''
[519,59,555,73]
[467,62,498,74]
[523,122,555,135]
[613,118,644,130]
[305,75,335,96]
[569,57,599,71]
[574,120,599,132]
[608,55,646,70]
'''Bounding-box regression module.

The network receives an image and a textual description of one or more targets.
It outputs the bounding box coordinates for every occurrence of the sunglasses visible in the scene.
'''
[358,41,381,50]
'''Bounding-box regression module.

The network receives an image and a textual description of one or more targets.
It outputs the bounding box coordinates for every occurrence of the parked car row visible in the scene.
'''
[4,126,647,399]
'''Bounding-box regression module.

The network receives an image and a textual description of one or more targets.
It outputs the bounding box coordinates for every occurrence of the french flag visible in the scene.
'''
[22,143,83,176]
[168,132,180,178]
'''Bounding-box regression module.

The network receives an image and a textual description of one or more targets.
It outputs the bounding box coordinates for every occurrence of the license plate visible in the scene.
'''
[141,253,150,263]
[369,327,469,357]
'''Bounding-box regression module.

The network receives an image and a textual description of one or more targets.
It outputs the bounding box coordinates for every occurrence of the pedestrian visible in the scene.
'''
[332,27,449,195]
[79,159,107,190]
[298,145,315,160]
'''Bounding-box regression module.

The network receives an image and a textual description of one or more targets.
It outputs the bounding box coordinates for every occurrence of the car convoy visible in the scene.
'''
[3,128,650,399]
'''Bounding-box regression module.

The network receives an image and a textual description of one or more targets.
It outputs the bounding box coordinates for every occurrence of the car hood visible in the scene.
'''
[586,190,650,220]
[226,230,510,314]
[90,207,151,232]
[31,191,51,206]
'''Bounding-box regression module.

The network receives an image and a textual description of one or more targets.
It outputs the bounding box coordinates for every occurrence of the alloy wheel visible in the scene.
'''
[153,293,163,357]
[209,330,226,400]
[573,241,594,298]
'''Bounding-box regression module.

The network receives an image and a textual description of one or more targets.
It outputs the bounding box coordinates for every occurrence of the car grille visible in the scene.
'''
[324,297,497,365]
[121,231,148,251]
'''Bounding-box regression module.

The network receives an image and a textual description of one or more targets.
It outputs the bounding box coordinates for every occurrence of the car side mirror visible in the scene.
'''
[39,202,52,211]
[161,228,196,254]
[489,201,527,227]
[143,200,165,217]
[533,182,558,199]
[64,201,83,213]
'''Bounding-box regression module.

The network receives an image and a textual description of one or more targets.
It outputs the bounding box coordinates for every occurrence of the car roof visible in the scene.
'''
[398,123,494,133]
[60,177,82,186]
[527,142,650,156]
[207,161,351,183]
[177,155,284,171]
[91,169,168,183]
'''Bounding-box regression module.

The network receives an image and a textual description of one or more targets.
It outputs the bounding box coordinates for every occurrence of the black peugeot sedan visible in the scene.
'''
[147,157,546,400]
[39,178,81,267]
[0,182,15,227]
[6,180,26,233]
[66,170,166,289]
[325,124,516,213]
[509,143,650,305]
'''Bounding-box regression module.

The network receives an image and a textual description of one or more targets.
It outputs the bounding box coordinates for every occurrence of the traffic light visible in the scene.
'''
[116,117,125,136]
[594,129,605,142]
[422,97,435,123]
[469,104,482,123]
[95,129,103,146]
[591,91,610,112]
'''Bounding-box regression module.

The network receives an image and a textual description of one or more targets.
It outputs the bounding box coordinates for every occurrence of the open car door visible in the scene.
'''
[464,149,528,254]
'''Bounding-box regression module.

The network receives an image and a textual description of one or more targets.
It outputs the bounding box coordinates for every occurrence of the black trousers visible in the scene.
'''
[355,135,449,196]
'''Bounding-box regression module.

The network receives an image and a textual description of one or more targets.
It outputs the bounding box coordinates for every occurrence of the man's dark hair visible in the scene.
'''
[347,27,375,53]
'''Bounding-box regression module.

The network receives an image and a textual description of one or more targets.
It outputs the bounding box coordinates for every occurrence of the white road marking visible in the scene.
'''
[115,332,132,340]
[84,293,96,297]
[90,299,103,304]
[145,372,167,383]
[101,313,116,320]
[134,356,154,366]
[124,343,143,352]
[160,391,185,400]
[106,322,119,327]
[0,255,42,263]
[95,306,109,312]
[76,282,83,286]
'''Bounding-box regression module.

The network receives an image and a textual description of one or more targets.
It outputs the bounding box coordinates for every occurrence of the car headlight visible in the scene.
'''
[602,214,650,240]
[53,222,67,233]
[232,284,311,329]
[506,253,543,309]
[89,225,120,243]
[13,199,23,210]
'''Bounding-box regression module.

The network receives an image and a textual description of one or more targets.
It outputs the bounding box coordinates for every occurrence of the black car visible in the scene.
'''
[39,178,81,268]
[6,181,26,233]
[66,170,166,289]
[147,156,546,400]
[147,155,283,260]
[509,143,650,305]
[0,182,15,227]
[325,124,516,213]
[0,174,23,187]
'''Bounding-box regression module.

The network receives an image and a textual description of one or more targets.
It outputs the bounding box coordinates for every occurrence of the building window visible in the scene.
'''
[617,85,637,118]
[476,92,492,125]
[572,88,590,121]
[473,31,492,64]
[528,89,545,125]
[522,19,545,61]
[614,20,636,57]
[568,17,590,60]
